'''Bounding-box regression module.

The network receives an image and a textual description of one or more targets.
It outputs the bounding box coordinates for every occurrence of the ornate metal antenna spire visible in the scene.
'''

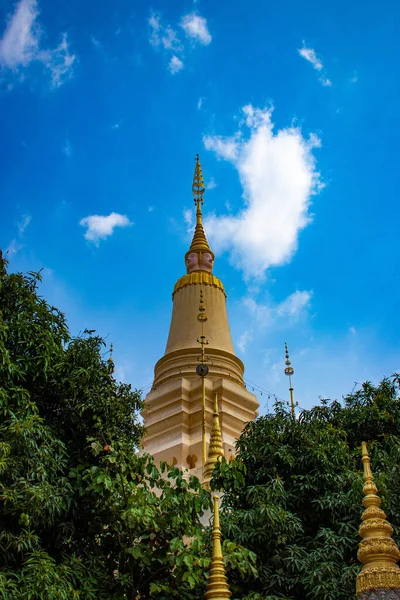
[196,288,209,468]
[205,495,232,600]
[203,393,225,488]
[187,154,214,259]
[284,343,295,418]
[357,442,400,599]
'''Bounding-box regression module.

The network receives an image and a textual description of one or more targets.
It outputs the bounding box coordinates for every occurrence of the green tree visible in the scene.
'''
[212,380,400,600]
[0,252,256,599]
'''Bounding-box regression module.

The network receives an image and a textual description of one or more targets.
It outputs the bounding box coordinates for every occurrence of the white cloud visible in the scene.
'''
[276,290,312,318]
[237,329,253,353]
[169,54,183,74]
[183,208,193,228]
[6,239,23,256]
[0,0,75,87]
[6,212,32,257]
[203,104,322,279]
[298,46,323,71]
[79,212,132,245]
[204,135,238,161]
[148,10,210,73]
[180,13,211,45]
[0,0,39,67]
[197,96,203,110]
[162,26,182,52]
[148,14,161,46]
[41,33,75,88]
[148,13,181,52]
[243,290,312,327]
[298,43,331,87]
[207,178,216,190]
[17,213,31,235]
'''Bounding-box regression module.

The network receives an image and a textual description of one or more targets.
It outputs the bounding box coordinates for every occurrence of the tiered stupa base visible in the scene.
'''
[142,366,258,474]
[358,590,400,600]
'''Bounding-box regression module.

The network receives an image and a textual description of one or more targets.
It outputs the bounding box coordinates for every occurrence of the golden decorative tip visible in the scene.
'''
[203,393,224,489]
[186,154,214,265]
[356,442,400,596]
[192,154,205,204]
[205,495,232,600]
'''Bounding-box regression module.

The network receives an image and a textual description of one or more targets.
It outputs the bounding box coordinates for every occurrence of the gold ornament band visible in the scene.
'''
[173,272,226,298]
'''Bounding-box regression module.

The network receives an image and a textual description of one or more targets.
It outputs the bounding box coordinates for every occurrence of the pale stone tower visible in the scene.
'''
[142,155,258,480]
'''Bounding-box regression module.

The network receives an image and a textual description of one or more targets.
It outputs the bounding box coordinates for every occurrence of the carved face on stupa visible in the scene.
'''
[186,253,200,273]
[186,251,214,273]
[201,252,214,273]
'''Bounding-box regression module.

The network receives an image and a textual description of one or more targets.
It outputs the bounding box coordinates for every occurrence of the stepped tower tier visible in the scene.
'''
[142,155,259,480]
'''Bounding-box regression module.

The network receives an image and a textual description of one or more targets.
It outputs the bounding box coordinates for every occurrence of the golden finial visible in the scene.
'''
[186,154,214,264]
[108,343,114,374]
[205,495,232,600]
[284,343,295,418]
[193,153,205,205]
[203,393,224,489]
[356,442,400,597]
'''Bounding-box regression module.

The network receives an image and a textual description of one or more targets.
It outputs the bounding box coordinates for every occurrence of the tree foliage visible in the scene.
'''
[212,379,400,600]
[5,250,400,600]
[0,253,256,599]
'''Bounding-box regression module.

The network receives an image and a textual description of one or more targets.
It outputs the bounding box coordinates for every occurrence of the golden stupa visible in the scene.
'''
[357,442,400,599]
[142,155,258,480]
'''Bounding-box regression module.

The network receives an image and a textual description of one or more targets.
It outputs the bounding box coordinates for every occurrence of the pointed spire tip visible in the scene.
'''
[186,154,214,266]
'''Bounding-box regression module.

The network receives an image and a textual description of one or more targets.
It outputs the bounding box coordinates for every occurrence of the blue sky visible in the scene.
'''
[1,0,400,413]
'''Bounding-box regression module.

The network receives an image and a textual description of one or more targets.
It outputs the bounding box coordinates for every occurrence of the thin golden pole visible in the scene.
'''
[289,377,295,419]
[202,376,207,466]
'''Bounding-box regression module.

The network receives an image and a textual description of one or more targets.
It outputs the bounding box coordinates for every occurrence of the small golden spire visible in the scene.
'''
[284,343,295,418]
[108,343,114,374]
[205,495,232,600]
[203,393,224,488]
[356,442,400,597]
[186,154,214,263]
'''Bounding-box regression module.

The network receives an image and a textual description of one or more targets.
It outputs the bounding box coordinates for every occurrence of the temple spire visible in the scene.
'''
[356,442,400,598]
[284,343,295,418]
[186,155,214,267]
[205,495,232,600]
[203,393,224,488]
